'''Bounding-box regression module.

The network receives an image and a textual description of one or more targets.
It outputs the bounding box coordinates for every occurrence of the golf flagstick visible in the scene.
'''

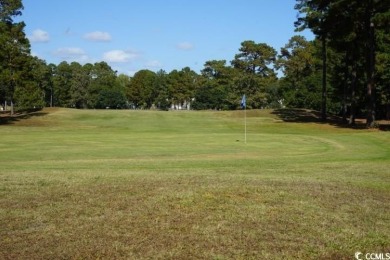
[241,94,247,144]
[245,104,247,144]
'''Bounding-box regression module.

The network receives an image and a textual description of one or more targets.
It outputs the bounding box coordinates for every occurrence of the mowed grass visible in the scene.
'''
[0,108,389,259]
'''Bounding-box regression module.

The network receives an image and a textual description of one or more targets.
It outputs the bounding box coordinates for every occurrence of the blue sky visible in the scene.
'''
[22,0,313,76]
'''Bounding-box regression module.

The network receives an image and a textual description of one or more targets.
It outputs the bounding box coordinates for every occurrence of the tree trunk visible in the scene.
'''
[349,61,357,126]
[366,22,376,128]
[342,51,349,124]
[321,36,327,121]
[11,100,14,116]
[50,86,53,107]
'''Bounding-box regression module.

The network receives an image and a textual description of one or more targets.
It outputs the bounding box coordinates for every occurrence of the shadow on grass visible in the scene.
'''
[272,108,390,131]
[0,109,48,126]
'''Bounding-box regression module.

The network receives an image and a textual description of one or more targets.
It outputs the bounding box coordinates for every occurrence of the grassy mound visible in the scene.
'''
[1,108,389,259]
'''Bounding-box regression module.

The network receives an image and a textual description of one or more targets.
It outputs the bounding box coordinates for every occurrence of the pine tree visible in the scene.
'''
[0,0,37,113]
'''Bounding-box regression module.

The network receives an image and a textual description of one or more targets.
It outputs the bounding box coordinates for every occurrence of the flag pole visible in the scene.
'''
[244,105,247,144]
[241,94,247,144]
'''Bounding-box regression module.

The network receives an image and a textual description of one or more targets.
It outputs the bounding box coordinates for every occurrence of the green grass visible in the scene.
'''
[1,108,389,259]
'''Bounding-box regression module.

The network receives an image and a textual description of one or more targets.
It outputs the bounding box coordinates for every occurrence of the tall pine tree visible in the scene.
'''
[0,0,33,114]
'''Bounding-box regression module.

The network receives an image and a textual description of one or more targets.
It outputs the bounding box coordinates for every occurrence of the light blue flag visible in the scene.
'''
[240,94,246,108]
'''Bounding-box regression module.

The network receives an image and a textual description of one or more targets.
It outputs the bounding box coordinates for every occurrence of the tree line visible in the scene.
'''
[295,0,390,126]
[1,0,389,126]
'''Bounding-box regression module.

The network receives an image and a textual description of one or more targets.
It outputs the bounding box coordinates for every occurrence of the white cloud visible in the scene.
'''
[176,42,194,51]
[84,31,112,42]
[53,47,89,62]
[103,50,139,63]
[29,29,50,43]
[146,60,162,68]
[54,47,85,57]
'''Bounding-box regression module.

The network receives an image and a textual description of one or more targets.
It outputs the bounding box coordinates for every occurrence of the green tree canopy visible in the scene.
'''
[0,0,32,113]
[127,69,156,109]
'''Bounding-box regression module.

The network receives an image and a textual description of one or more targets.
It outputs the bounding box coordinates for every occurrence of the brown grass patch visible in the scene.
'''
[1,172,389,259]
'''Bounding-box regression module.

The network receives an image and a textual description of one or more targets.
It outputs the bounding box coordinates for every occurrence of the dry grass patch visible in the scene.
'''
[1,170,389,259]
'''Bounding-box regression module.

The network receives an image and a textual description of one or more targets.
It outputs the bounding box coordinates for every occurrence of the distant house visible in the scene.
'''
[171,100,192,110]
